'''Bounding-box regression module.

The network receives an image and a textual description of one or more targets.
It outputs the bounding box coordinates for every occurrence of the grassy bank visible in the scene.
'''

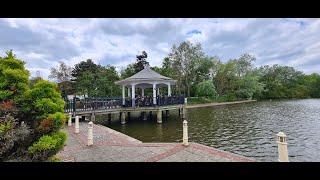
[187,96,253,105]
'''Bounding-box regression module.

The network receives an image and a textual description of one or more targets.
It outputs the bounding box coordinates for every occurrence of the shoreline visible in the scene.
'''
[186,99,257,109]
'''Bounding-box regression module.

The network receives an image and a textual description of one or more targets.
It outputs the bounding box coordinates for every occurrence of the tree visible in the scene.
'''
[234,53,256,77]
[49,61,75,98]
[0,51,66,161]
[71,59,101,80]
[133,51,149,73]
[213,60,238,96]
[169,41,206,96]
[120,63,136,79]
[0,50,30,102]
[73,59,121,97]
[196,80,218,98]
[49,61,72,82]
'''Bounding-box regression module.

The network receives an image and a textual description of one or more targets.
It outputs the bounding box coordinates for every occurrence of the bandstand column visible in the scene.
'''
[132,84,135,107]
[122,85,125,105]
[128,87,131,98]
[141,88,145,97]
[167,83,171,96]
[153,83,157,105]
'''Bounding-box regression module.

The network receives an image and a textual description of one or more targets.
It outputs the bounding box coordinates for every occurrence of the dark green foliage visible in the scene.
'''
[133,51,149,73]
[71,60,120,97]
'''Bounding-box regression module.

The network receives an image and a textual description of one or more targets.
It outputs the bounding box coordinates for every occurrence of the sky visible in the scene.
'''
[0,18,320,79]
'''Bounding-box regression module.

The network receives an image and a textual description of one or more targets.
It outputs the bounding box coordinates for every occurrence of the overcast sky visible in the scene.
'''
[1,18,319,79]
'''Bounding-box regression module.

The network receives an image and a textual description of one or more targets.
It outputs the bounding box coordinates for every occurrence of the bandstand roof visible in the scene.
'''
[115,65,176,87]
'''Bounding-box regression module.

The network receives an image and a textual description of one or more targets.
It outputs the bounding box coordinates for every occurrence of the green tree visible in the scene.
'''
[169,41,206,96]
[49,61,75,98]
[196,80,218,98]
[0,50,30,102]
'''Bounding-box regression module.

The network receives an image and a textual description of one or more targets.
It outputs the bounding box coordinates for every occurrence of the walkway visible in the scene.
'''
[186,100,257,109]
[57,123,255,162]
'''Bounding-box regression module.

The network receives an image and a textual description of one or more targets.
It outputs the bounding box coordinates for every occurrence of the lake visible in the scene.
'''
[104,99,320,162]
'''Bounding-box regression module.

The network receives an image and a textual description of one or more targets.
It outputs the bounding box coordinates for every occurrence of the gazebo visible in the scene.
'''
[115,65,177,107]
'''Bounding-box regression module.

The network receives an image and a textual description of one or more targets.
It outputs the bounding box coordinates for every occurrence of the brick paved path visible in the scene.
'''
[57,123,255,162]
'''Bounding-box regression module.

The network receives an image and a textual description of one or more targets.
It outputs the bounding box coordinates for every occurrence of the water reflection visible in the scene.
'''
[106,99,320,162]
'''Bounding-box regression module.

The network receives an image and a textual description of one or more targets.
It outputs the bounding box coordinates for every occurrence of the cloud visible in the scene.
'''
[0,18,320,80]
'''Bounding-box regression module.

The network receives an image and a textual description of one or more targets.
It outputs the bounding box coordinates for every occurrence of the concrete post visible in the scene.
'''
[121,112,126,125]
[165,110,169,117]
[157,110,162,124]
[75,116,79,134]
[277,132,289,162]
[167,83,171,96]
[87,121,93,146]
[184,97,187,105]
[91,113,95,122]
[141,88,145,97]
[68,113,72,126]
[182,120,189,146]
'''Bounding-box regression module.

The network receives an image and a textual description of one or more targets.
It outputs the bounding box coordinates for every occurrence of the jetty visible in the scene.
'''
[57,122,255,162]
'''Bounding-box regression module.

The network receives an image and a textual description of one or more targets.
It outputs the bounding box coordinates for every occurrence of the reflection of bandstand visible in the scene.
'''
[65,65,186,124]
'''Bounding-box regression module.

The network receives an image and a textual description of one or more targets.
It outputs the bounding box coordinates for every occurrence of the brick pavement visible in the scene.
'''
[57,123,255,162]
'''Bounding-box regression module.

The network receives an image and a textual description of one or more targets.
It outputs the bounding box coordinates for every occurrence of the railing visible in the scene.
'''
[64,95,185,113]
[64,97,122,113]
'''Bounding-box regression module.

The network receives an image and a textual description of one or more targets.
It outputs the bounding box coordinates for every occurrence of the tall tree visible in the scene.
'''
[133,51,149,73]
[169,41,206,96]
[49,61,74,98]
[0,50,30,102]
[48,61,72,82]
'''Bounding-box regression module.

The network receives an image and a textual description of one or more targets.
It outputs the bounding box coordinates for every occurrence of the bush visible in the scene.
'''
[38,112,66,134]
[28,131,66,161]
[48,155,61,162]
[195,80,218,99]
[0,115,31,161]
[217,93,237,102]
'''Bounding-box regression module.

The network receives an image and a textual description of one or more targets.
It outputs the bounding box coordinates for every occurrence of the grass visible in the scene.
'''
[187,96,249,105]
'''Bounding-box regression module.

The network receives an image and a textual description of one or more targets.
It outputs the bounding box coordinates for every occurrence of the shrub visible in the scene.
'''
[217,93,237,102]
[28,131,66,161]
[38,112,66,134]
[195,80,218,99]
[0,115,30,161]
[48,156,61,162]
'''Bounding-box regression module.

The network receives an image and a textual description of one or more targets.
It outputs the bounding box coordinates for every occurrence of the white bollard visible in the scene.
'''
[87,121,93,146]
[277,132,289,162]
[182,120,189,146]
[75,116,79,134]
[68,113,72,127]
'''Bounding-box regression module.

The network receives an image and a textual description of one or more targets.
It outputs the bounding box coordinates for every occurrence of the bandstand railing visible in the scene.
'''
[64,95,185,113]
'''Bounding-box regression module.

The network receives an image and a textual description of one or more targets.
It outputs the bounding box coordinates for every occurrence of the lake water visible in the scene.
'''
[104,99,320,162]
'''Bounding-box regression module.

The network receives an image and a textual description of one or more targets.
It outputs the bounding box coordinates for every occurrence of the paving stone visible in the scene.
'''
[57,123,254,162]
